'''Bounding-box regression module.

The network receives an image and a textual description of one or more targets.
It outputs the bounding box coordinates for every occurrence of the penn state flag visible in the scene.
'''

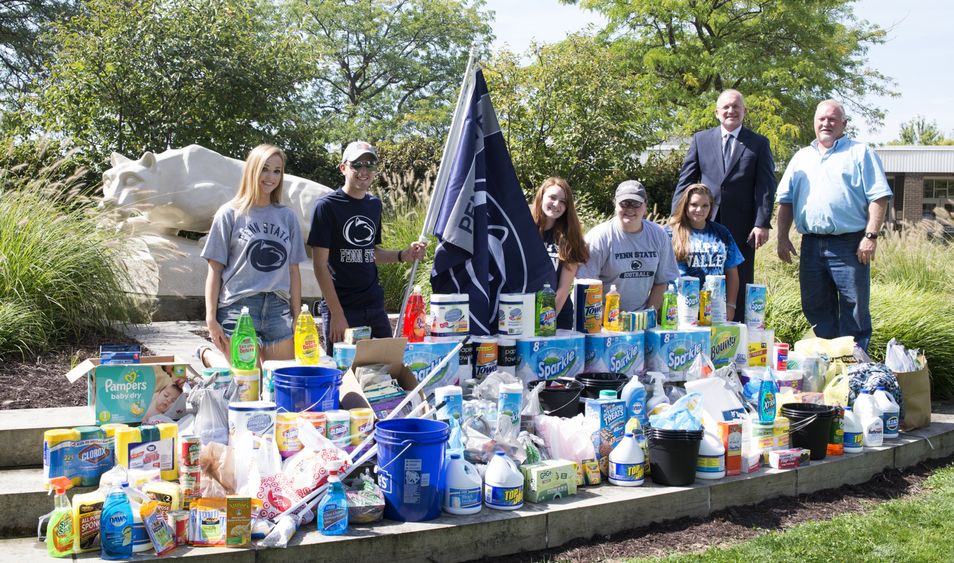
[430,68,555,335]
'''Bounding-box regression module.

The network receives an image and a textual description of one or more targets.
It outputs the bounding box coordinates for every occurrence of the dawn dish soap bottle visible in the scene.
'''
[318,460,348,535]
[45,477,74,558]
[99,482,134,560]
[620,376,648,433]
[230,306,259,370]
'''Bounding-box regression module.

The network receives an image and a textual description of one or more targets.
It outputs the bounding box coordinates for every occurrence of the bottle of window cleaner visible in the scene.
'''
[443,453,482,515]
[46,477,74,558]
[660,283,678,329]
[535,283,557,337]
[621,376,648,432]
[757,370,777,424]
[318,460,348,535]
[873,386,900,440]
[842,406,864,454]
[402,285,427,343]
[603,284,621,331]
[100,483,134,560]
[484,451,524,510]
[294,304,321,364]
[230,306,258,370]
[608,433,645,486]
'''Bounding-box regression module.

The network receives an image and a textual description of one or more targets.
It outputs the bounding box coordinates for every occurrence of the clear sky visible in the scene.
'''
[483,0,954,145]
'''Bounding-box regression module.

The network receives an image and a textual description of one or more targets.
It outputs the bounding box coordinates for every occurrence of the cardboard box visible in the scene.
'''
[520,460,577,503]
[719,421,742,476]
[584,397,626,477]
[337,338,428,419]
[66,356,197,425]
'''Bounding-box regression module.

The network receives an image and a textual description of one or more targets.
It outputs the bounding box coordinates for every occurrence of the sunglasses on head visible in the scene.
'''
[349,161,378,171]
[618,199,644,209]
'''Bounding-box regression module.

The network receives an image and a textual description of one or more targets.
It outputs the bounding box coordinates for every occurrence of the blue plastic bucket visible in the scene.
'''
[375,418,450,522]
[271,366,342,412]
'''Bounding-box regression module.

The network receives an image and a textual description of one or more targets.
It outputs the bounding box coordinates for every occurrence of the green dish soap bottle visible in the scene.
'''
[46,476,74,558]
[535,282,557,337]
[230,306,259,370]
[318,460,348,535]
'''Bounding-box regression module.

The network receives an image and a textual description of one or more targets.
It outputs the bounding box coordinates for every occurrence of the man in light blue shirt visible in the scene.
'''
[776,100,892,351]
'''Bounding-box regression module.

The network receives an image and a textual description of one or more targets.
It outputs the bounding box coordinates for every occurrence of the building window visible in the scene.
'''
[922,177,954,221]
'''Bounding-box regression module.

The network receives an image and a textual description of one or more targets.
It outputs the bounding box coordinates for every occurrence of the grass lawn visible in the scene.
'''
[632,462,954,562]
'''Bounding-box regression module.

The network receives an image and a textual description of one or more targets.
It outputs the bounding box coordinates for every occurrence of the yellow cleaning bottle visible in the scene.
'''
[46,476,74,557]
[603,284,621,331]
[294,304,321,365]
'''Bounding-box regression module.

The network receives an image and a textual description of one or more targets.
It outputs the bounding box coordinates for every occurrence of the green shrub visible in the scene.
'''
[0,188,147,357]
[379,198,434,313]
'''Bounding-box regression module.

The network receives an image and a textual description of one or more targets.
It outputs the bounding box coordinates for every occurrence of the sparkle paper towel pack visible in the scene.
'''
[515,330,586,384]
[645,328,711,381]
[584,331,645,377]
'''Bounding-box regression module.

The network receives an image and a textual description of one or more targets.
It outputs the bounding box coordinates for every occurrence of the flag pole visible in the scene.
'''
[394,47,478,336]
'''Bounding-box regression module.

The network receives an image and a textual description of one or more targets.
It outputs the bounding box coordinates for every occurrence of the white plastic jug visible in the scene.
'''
[842,406,864,454]
[608,432,645,487]
[484,451,524,511]
[696,431,726,480]
[854,389,884,447]
[620,377,648,432]
[873,386,900,440]
[443,453,482,515]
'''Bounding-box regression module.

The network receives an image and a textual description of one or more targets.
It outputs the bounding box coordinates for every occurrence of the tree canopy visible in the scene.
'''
[890,116,954,146]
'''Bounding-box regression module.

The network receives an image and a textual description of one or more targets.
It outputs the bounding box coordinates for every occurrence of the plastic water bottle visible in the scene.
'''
[484,451,524,510]
[317,461,348,535]
[873,386,900,440]
[294,304,321,365]
[443,453,482,515]
[842,406,864,454]
[621,376,648,432]
[535,283,557,337]
[230,306,258,370]
[855,389,884,447]
[757,370,777,424]
[660,283,678,329]
[402,285,427,342]
[100,483,133,560]
[603,284,621,331]
[608,432,645,486]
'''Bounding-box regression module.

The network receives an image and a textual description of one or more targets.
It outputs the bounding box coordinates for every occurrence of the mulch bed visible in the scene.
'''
[0,330,152,410]
[488,455,947,562]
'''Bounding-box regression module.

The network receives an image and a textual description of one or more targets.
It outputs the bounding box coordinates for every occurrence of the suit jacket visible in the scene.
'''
[671,126,776,244]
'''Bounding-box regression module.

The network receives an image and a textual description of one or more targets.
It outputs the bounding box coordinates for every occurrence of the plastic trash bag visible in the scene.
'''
[346,470,385,524]
[188,380,229,445]
[473,370,519,402]
[283,417,350,501]
[885,338,919,373]
[533,413,597,463]
[686,353,715,382]
[649,392,704,430]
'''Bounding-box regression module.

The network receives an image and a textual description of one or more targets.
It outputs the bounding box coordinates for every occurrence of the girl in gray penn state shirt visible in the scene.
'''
[200,144,307,363]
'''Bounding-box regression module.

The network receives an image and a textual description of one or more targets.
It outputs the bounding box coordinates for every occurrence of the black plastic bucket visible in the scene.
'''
[528,378,583,418]
[647,427,704,486]
[780,403,837,460]
[575,372,628,414]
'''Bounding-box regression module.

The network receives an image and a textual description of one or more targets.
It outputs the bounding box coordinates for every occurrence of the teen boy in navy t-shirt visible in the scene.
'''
[308,141,427,353]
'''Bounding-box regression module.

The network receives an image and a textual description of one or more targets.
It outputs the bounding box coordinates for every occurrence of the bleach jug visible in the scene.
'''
[621,376,649,432]
[443,453,482,515]
[842,406,864,454]
[696,431,726,480]
[855,389,884,447]
[99,483,133,560]
[608,433,645,486]
[484,451,523,511]
[873,386,900,440]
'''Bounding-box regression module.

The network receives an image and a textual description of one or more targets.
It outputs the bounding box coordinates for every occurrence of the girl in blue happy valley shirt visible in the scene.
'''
[667,183,744,321]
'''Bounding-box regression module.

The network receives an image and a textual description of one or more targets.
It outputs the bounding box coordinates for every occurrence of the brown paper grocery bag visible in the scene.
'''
[896,356,931,431]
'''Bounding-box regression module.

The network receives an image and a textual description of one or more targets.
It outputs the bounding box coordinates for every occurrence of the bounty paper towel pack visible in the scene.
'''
[709,322,748,369]
[645,328,711,381]
[584,331,645,377]
[515,330,586,385]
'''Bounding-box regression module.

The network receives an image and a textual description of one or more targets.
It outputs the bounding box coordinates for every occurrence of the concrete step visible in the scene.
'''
[1,416,952,555]
[0,407,93,469]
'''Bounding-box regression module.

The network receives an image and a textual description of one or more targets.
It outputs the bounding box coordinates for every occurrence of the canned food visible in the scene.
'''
[179,435,201,467]
[166,510,190,546]
[179,465,201,505]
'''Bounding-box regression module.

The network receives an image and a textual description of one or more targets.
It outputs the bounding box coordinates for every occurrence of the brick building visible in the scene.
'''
[874,145,954,224]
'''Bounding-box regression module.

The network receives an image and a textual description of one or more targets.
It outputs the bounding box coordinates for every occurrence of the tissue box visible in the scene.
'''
[520,460,578,503]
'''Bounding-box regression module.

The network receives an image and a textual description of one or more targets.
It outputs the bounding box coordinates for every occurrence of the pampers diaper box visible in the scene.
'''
[65,356,196,425]
[584,331,645,377]
[645,328,711,381]
[709,322,748,369]
[515,330,586,385]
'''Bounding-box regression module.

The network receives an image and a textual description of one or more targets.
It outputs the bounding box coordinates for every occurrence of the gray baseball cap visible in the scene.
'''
[341,141,378,164]
[615,180,647,204]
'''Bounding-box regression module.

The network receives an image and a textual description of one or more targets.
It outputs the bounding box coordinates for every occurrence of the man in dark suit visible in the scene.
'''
[672,89,776,320]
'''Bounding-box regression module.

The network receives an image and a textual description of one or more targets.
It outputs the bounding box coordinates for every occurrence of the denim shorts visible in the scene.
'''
[216,292,294,346]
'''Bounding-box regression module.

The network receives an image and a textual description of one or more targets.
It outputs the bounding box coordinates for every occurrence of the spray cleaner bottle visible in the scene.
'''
[45,476,74,557]
[318,460,348,535]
